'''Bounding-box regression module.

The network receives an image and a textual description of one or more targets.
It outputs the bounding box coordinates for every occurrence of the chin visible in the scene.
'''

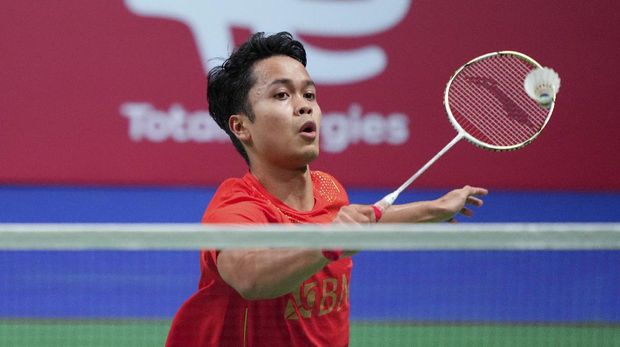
[292,148,319,168]
[305,146,320,162]
[306,153,319,164]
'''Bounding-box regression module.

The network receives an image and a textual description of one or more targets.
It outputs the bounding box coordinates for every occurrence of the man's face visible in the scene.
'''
[243,55,321,169]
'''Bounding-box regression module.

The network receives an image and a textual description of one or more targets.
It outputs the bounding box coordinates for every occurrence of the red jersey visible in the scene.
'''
[166,170,352,347]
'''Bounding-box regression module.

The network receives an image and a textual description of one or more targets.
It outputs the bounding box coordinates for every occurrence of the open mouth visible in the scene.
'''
[300,121,317,134]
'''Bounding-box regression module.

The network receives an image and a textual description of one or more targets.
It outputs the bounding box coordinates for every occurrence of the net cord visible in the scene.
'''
[1,223,619,250]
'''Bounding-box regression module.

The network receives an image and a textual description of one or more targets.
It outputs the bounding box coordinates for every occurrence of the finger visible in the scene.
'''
[334,207,361,224]
[466,196,484,207]
[335,214,356,224]
[459,207,473,217]
[357,205,377,222]
[465,186,489,196]
[347,205,376,223]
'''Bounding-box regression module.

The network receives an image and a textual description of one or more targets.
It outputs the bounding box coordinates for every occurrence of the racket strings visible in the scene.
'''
[448,55,550,148]
[451,83,517,145]
[456,58,535,145]
[472,57,545,143]
[451,70,520,145]
[451,82,524,147]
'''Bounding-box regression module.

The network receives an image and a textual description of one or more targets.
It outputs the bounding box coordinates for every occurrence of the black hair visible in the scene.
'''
[207,32,307,164]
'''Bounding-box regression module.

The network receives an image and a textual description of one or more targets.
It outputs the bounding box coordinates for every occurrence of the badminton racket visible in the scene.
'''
[374,51,560,213]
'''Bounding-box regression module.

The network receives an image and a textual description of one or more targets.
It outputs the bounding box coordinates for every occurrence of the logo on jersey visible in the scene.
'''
[284,274,350,320]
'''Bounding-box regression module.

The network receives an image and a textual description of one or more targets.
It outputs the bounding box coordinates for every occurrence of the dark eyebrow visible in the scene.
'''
[268,78,315,88]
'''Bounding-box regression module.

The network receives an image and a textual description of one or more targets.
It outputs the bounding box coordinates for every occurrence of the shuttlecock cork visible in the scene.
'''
[524,67,561,107]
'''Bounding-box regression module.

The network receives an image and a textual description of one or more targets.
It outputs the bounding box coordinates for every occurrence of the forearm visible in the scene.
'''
[217,248,330,300]
[379,200,450,223]
[378,185,488,223]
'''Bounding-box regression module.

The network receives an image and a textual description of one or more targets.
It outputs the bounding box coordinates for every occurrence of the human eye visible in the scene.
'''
[274,91,289,100]
[304,91,316,101]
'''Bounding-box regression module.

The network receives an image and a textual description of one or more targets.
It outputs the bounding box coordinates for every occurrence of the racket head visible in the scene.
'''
[444,51,555,151]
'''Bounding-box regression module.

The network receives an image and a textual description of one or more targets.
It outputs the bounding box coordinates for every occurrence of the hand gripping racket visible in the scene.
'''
[374,51,559,213]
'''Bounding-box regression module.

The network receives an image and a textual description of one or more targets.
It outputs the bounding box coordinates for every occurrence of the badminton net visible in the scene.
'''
[1,223,619,346]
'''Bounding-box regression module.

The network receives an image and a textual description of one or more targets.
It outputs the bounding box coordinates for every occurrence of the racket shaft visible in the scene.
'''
[375,134,463,210]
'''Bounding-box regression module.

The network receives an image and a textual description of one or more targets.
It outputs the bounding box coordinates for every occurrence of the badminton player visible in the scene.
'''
[166,32,488,347]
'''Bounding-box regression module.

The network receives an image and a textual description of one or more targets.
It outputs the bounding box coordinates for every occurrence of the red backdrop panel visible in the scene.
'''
[1,1,618,190]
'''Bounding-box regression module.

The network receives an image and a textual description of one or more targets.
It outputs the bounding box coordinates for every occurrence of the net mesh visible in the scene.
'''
[1,223,619,346]
[448,54,551,148]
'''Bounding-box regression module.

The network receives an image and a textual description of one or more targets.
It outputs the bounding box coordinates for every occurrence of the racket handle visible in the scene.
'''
[373,191,399,219]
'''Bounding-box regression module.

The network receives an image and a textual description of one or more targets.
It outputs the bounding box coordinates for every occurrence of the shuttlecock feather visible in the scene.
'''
[523,67,561,107]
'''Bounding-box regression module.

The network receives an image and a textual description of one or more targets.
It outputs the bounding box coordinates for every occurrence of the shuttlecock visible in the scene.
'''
[523,67,561,107]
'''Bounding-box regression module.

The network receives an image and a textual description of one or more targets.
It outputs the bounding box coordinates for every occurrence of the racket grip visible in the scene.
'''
[374,191,398,210]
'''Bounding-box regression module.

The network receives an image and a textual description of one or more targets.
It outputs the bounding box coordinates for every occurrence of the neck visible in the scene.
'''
[249,162,314,212]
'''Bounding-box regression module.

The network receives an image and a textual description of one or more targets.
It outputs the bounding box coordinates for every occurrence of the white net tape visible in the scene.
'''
[1,223,619,250]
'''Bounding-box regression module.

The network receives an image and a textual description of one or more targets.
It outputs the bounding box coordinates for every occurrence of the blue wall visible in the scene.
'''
[1,185,619,223]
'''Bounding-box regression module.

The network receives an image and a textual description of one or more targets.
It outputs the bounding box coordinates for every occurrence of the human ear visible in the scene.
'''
[229,114,251,142]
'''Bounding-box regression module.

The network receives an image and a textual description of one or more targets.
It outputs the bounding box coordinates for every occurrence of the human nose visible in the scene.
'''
[298,105,312,116]
[295,96,313,116]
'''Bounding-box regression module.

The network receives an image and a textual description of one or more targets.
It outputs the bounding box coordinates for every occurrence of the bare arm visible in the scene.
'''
[216,205,375,300]
[217,248,328,300]
[379,185,488,223]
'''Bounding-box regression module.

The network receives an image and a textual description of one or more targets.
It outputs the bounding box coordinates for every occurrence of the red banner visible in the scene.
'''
[1,1,618,190]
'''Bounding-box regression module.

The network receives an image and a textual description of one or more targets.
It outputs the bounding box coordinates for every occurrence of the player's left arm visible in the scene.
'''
[378,185,488,223]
